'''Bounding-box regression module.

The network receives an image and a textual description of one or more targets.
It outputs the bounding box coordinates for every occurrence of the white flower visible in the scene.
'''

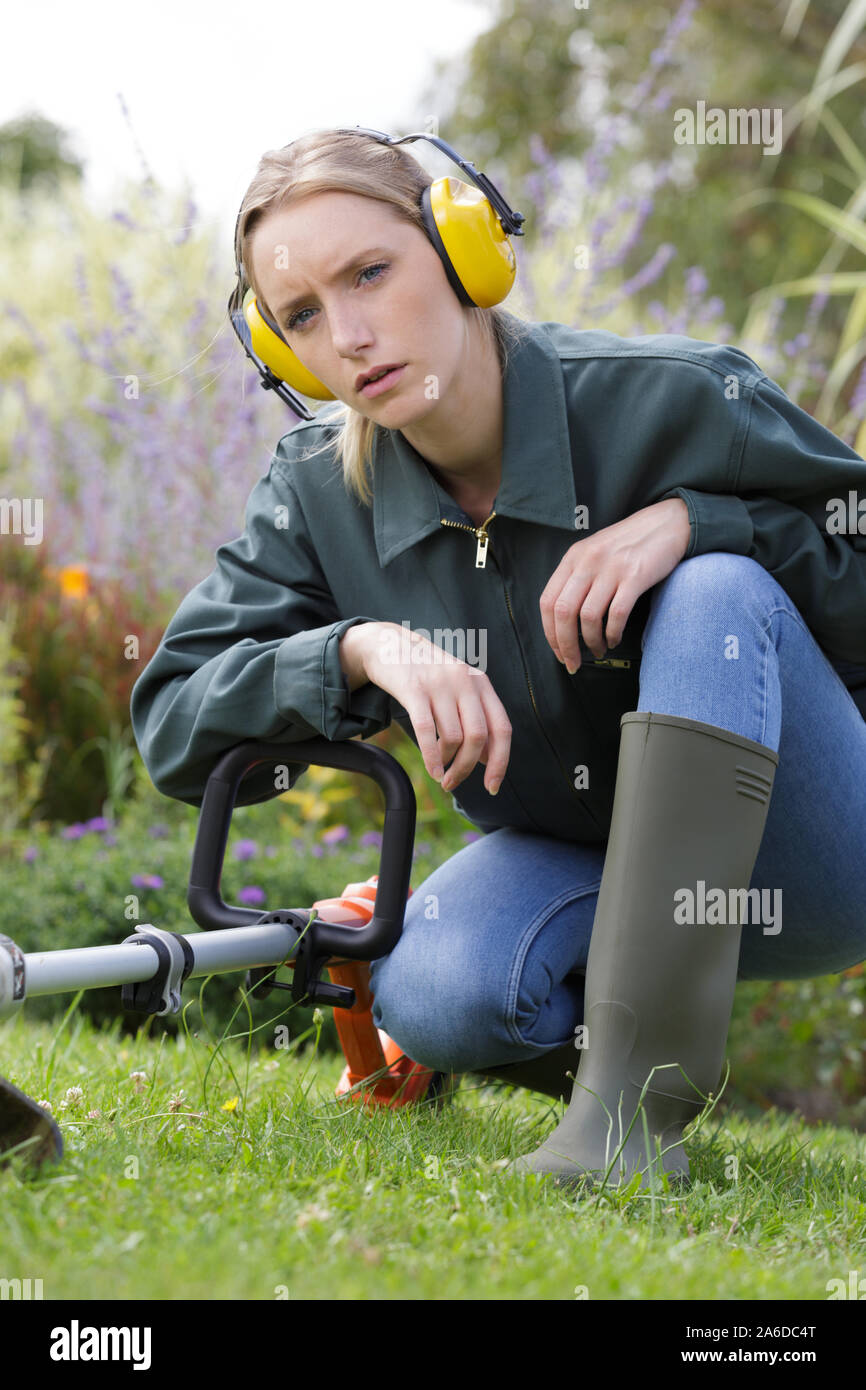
[60,1085,85,1112]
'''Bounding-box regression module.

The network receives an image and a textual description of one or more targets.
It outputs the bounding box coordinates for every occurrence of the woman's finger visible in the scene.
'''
[549,567,593,668]
[427,688,465,779]
[401,686,449,782]
[438,689,491,792]
[478,685,512,794]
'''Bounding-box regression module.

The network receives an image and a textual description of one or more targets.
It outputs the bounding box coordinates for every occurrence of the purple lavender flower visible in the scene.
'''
[685,266,709,298]
[359,830,383,849]
[172,194,199,247]
[238,885,265,905]
[697,295,726,321]
[111,209,140,231]
[131,874,164,889]
[591,244,678,318]
[623,0,697,110]
[109,263,137,326]
[321,825,349,847]
[783,332,811,357]
[61,823,88,839]
[232,839,258,861]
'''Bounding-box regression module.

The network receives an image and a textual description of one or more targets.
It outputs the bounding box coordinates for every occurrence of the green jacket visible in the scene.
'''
[130,313,866,842]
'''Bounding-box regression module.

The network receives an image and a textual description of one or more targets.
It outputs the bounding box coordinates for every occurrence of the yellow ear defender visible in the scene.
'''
[227,125,525,420]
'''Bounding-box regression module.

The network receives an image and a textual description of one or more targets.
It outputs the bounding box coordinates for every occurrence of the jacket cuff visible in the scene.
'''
[274,617,394,741]
[659,488,754,559]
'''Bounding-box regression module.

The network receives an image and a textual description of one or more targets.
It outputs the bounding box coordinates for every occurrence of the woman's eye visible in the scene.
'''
[284,262,389,332]
[286,307,313,331]
[359,261,388,286]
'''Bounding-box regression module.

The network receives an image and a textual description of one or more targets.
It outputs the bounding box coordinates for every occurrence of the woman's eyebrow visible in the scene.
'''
[273,246,394,321]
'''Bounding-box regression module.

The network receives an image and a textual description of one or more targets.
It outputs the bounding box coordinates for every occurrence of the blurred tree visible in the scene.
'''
[418,0,866,339]
[0,111,85,192]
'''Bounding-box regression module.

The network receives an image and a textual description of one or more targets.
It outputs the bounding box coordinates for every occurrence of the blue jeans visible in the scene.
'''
[368,553,866,1073]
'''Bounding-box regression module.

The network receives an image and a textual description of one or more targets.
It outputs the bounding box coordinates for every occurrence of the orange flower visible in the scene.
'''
[57,565,89,599]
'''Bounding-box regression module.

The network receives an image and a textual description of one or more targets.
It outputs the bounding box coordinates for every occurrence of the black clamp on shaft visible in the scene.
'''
[243,910,355,1010]
[292,917,355,1011]
[121,926,194,1016]
[243,910,308,1000]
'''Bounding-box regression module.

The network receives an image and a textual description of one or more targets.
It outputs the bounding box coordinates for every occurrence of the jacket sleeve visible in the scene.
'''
[659,372,866,664]
[130,456,395,809]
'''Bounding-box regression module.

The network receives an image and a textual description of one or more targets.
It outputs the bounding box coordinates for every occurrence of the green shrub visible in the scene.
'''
[0,541,171,826]
[0,604,49,836]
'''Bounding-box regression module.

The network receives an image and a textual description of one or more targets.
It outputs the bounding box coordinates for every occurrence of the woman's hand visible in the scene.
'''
[539,498,691,670]
[359,622,512,795]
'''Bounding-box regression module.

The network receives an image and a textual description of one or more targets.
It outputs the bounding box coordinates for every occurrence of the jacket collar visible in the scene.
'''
[371,315,578,567]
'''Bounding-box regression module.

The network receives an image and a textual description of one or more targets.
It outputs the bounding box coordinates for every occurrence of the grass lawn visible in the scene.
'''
[1,1007,865,1302]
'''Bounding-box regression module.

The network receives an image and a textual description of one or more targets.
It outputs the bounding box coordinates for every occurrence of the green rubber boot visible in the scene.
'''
[507,710,779,1191]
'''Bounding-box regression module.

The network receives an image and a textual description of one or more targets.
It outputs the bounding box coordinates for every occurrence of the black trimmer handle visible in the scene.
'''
[186,739,416,961]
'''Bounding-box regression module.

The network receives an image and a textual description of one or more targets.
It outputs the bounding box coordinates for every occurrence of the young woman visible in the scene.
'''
[130,128,866,1189]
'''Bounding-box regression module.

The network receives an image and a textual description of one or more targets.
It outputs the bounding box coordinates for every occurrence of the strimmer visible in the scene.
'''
[0,736,452,1169]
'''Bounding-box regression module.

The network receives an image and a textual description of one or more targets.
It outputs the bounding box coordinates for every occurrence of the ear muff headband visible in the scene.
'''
[227,125,525,419]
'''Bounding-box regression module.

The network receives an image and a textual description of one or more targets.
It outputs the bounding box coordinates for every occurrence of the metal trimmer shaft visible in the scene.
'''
[0,916,307,1021]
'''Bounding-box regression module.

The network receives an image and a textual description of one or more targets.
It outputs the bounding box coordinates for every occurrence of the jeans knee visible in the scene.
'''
[643,552,786,651]
[660,551,772,602]
[367,933,513,1073]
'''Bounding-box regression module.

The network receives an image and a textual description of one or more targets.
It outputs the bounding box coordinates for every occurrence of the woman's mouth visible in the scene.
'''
[358,364,406,398]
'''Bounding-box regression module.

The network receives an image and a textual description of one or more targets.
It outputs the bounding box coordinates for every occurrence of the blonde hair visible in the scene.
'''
[235,127,530,507]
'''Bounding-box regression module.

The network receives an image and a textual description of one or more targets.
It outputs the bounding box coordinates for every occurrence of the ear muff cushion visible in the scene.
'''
[423,177,516,309]
[419,186,475,307]
[243,288,335,400]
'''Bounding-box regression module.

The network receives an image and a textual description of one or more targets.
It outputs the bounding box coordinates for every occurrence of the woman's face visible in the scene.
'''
[249,190,470,426]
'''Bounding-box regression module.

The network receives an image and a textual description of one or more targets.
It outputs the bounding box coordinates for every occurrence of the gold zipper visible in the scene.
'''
[501,578,541,721]
[439,512,496,568]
